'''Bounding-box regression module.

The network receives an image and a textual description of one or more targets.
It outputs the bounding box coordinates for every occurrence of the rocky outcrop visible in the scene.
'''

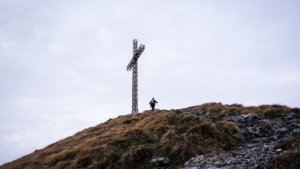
[181,111,300,169]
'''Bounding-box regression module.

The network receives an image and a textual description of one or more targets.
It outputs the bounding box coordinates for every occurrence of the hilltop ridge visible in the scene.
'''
[1,103,299,169]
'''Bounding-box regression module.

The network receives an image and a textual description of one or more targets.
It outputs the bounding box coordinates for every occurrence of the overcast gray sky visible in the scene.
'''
[1,0,300,164]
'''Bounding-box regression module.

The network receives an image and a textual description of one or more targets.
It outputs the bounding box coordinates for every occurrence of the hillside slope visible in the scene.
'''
[1,103,299,169]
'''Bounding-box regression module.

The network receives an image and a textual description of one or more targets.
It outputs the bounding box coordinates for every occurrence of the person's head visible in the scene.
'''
[152,98,154,100]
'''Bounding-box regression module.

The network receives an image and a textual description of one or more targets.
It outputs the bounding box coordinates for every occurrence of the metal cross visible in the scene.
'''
[127,39,145,113]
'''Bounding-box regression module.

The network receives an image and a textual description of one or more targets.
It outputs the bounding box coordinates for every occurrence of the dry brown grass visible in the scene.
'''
[189,102,300,121]
[1,103,298,169]
[0,109,244,169]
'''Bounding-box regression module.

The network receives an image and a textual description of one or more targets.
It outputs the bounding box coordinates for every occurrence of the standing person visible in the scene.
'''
[149,98,158,111]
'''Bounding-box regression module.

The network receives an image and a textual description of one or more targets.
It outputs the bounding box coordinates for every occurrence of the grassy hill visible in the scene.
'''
[1,103,299,169]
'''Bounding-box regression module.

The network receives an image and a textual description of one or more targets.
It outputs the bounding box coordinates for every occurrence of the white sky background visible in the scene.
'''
[0,0,300,164]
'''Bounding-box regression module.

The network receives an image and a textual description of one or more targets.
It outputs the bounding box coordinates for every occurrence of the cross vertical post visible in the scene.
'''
[127,39,145,113]
[132,63,138,113]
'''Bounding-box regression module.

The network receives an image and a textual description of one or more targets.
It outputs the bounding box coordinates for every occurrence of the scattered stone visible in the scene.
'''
[149,157,171,168]
[285,112,295,120]
[277,128,288,134]
[193,155,205,162]
[292,128,300,135]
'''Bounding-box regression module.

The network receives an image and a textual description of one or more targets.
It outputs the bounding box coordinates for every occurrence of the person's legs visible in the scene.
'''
[151,104,155,110]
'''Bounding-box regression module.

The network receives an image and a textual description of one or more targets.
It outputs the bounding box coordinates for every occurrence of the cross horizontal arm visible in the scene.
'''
[126,44,145,71]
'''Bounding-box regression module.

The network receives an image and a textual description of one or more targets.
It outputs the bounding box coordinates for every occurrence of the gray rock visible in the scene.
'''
[292,128,300,135]
[194,155,205,162]
[285,112,295,120]
[149,157,171,167]
[277,127,288,134]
